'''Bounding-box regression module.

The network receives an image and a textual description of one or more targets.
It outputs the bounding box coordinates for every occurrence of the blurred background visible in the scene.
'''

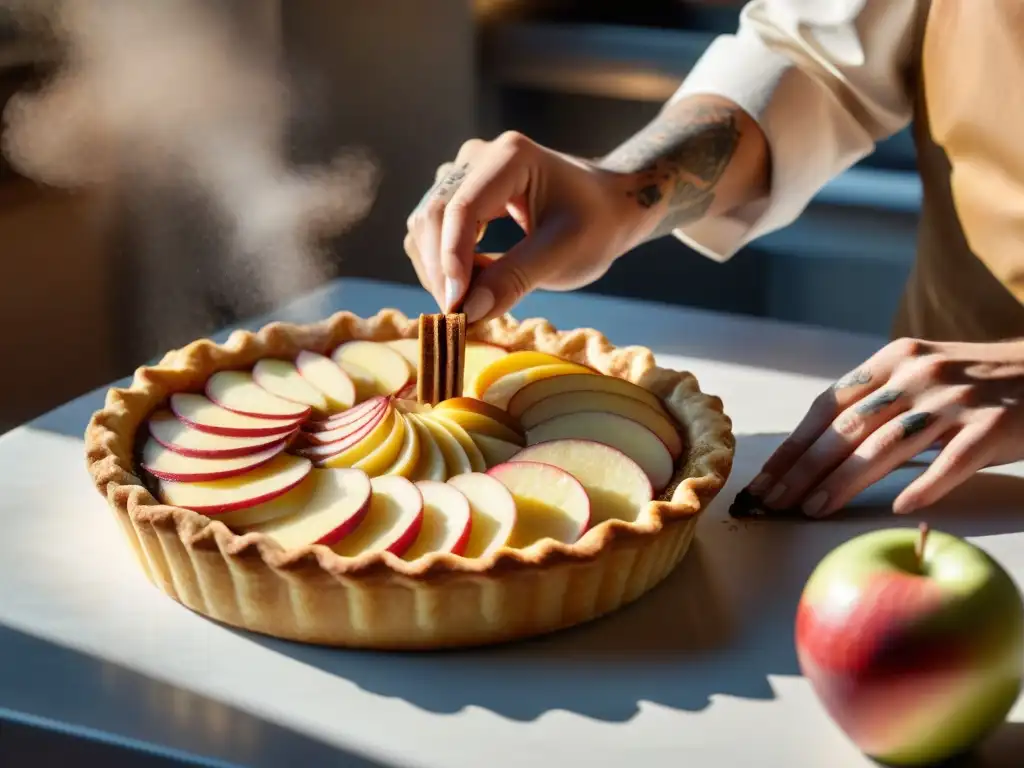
[0,0,920,432]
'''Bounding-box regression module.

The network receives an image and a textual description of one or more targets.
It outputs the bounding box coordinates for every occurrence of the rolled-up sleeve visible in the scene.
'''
[670,0,921,262]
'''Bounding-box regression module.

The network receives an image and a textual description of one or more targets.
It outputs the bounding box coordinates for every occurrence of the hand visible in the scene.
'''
[747,338,1024,517]
[404,131,649,321]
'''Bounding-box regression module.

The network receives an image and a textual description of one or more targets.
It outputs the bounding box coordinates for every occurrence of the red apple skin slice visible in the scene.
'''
[333,475,424,558]
[303,396,386,433]
[170,394,303,438]
[303,399,389,445]
[158,454,313,514]
[297,405,392,459]
[403,480,473,559]
[141,438,286,482]
[446,472,518,559]
[487,461,591,547]
[205,371,311,420]
[294,350,358,411]
[147,410,291,458]
[245,468,373,549]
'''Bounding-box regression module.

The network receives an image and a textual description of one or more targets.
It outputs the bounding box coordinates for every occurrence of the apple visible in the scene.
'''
[379,413,422,478]
[423,413,487,472]
[510,439,652,525]
[295,350,357,411]
[252,358,330,412]
[402,480,473,559]
[384,338,419,368]
[434,397,525,445]
[205,370,311,420]
[332,341,411,396]
[796,525,1024,767]
[446,472,518,558]
[463,342,509,396]
[213,476,315,528]
[407,414,448,482]
[395,382,417,401]
[333,475,424,558]
[479,363,595,410]
[158,454,313,514]
[351,410,409,476]
[506,371,667,419]
[141,437,285,482]
[303,398,389,445]
[170,394,302,438]
[412,413,473,477]
[243,468,373,550]
[518,390,683,459]
[303,395,386,433]
[487,461,591,548]
[468,350,570,399]
[526,411,674,493]
[301,405,396,467]
[471,432,521,467]
[147,409,291,458]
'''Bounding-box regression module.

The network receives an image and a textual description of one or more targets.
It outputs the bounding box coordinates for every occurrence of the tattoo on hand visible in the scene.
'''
[833,369,873,391]
[600,102,741,234]
[899,412,932,439]
[855,389,903,415]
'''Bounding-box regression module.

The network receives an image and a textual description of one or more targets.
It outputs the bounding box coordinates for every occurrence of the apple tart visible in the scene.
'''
[85,309,734,649]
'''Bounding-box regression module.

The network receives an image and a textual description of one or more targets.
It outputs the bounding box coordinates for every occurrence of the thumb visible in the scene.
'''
[461,220,573,323]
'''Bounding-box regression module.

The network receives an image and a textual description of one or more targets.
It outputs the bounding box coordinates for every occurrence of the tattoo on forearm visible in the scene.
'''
[833,369,873,391]
[900,412,932,439]
[855,389,903,415]
[600,101,741,235]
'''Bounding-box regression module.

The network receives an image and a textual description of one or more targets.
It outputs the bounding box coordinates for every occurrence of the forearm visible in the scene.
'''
[599,94,770,243]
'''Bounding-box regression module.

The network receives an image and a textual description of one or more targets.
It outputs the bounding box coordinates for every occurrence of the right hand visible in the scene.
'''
[404,131,652,322]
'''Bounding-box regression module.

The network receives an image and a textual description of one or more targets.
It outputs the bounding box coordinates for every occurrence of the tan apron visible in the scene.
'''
[894,0,1024,342]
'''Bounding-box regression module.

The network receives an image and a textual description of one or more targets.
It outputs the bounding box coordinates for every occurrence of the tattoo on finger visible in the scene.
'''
[833,369,873,391]
[855,389,903,415]
[900,412,933,439]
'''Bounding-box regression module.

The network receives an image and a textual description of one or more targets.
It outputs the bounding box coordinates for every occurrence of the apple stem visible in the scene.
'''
[915,522,930,569]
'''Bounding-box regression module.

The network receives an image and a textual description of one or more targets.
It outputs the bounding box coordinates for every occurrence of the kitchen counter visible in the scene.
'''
[1,278,1022,767]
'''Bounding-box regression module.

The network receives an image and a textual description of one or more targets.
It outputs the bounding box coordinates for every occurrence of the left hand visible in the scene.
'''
[746,337,1024,518]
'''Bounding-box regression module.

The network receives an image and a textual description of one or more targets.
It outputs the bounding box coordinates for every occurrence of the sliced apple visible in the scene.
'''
[170,394,303,438]
[507,372,666,419]
[463,342,509,396]
[304,395,386,433]
[471,432,522,467]
[214,477,317,528]
[244,468,373,550]
[333,360,378,402]
[147,409,290,458]
[353,410,409,476]
[295,350,357,411]
[403,480,472,559]
[304,398,388,445]
[379,413,422,478]
[395,382,417,401]
[488,461,590,548]
[424,413,487,472]
[519,390,683,459]
[384,338,419,368]
[434,397,525,445]
[408,415,447,482]
[205,370,311,420]
[305,406,397,468]
[252,358,330,412]
[333,475,424,557]
[159,454,312,514]
[511,439,653,524]
[480,363,595,410]
[468,350,570,399]
[412,413,473,477]
[142,437,285,482]
[332,341,411,396]
[447,472,517,558]
[526,411,674,492]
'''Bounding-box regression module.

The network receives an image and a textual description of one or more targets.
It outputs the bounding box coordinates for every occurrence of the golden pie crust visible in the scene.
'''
[85,310,735,649]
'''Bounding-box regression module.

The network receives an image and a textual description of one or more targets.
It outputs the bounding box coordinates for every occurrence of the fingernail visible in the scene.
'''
[443,276,466,313]
[746,472,772,496]
[463,287,495,323]
[763,483,787,508]
[802,490,829,518]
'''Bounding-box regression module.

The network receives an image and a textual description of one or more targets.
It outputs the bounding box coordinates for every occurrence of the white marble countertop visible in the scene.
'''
[2,278,1022,767]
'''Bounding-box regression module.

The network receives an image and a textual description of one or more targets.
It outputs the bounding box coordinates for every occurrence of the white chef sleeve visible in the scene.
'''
[670,0,920,262]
